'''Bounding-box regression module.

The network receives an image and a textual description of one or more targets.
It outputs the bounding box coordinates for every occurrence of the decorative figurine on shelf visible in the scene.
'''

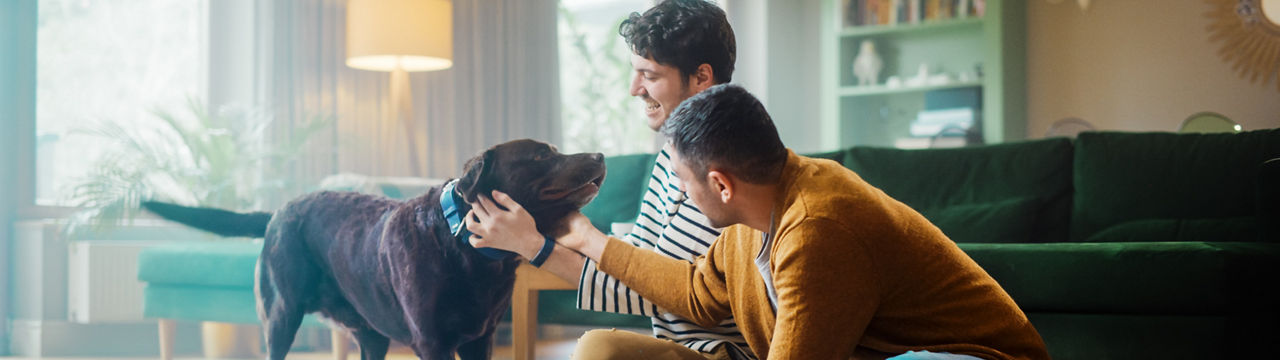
[905,63,929,87]
[852,39,882,86]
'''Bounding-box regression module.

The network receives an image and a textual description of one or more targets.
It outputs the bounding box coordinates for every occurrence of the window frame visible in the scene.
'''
[1,1,36,354]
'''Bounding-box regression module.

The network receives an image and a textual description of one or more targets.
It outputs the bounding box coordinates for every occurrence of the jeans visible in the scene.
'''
[887,350,985,360]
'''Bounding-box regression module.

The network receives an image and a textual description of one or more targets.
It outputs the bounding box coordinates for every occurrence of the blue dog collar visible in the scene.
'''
[440,180,516,260]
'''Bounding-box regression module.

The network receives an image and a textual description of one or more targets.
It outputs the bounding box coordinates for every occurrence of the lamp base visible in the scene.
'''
[390,66,424,177]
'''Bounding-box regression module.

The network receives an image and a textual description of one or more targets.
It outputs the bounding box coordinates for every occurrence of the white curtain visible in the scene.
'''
[260,0,561,196]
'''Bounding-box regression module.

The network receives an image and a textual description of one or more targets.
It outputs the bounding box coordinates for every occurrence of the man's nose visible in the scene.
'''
[630,76,644,96]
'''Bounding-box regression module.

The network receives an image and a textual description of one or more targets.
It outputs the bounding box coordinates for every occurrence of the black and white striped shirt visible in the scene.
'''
[578,146,754,358]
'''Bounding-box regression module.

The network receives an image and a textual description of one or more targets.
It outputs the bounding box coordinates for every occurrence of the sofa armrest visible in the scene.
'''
[1259,158,1280,242]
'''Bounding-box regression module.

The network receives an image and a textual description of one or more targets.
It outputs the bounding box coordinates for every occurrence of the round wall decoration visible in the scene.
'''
[1204,0,1280,91]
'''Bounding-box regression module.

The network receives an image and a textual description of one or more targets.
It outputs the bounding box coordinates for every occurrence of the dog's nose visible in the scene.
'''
[591,153,603,162]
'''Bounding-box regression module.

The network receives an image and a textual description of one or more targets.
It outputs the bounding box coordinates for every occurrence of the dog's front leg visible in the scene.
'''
[456,330,497,360]
[409,337,458,360]
[395,285,458,359]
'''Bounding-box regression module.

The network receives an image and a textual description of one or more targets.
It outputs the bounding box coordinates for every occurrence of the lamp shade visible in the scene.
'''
[346,0,453,72]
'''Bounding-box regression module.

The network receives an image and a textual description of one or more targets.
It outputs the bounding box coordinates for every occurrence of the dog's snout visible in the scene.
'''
[590,153,603,162]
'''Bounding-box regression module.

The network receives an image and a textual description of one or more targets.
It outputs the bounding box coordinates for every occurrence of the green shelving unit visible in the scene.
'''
[820,0,1026,149]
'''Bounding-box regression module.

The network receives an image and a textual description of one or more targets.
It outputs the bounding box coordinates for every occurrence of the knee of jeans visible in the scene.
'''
[577,329,616,346]
[574,328,637,359]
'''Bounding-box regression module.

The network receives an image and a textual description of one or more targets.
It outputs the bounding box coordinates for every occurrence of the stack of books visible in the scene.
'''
[894,86,982,149]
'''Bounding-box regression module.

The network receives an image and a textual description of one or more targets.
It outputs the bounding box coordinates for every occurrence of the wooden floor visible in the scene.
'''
[0,338,579,360]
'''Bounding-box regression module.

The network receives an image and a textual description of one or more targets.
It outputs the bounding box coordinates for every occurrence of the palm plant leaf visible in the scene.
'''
[67,99,328,233]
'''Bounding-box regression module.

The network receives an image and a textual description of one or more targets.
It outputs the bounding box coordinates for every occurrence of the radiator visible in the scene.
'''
[67,241,163,323]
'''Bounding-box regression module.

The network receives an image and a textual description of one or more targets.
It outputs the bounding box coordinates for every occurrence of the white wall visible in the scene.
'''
[1026,0,1280,136]
[727,0,827,153]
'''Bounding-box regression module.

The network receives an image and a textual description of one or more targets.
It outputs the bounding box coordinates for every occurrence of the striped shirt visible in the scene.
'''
[578,145,754,358]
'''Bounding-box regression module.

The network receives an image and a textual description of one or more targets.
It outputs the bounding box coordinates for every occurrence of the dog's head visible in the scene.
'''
[455,139,606,234]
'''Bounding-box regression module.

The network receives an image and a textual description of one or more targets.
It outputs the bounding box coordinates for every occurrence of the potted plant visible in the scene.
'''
[66,98,328,234]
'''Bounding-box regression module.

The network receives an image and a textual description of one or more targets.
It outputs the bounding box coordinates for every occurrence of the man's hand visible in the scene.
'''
[555,212,598,251]
[466,190,545,260]
[558,211,610,261]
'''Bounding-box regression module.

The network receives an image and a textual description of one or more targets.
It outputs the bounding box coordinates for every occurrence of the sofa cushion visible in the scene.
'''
[581,153,658,232]
[842,138,1074,243]
[143,284,327,326]
[960,242,1280,315]
[1071,129,1280,242]
[138,241,261,288]
[917,196,1039,243]
[1027,313,1229,360]
[1085,217,1261,243]
[143,285,261,324]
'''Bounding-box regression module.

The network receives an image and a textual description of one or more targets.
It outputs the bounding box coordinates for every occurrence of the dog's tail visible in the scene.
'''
[141,201,272,238]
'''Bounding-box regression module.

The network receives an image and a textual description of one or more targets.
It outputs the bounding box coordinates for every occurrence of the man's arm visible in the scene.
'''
[467,198,729,323]
[464,190,675,316]
[565,223,733,328]
[572,152,672,315]
[537,244,588,285]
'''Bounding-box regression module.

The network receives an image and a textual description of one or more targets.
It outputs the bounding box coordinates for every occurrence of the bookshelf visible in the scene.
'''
[820,0,1026,149]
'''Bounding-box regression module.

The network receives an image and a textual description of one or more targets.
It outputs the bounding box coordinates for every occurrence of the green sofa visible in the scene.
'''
[568,129,1280,359]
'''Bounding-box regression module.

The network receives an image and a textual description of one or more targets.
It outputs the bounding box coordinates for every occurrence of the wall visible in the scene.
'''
[727,0,826,154]
[1026,0,1280,136]
[765,0,824,153]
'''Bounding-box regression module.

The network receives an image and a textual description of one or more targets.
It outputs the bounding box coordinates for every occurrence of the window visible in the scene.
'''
[35,0,207,206]
[557,0,656,155]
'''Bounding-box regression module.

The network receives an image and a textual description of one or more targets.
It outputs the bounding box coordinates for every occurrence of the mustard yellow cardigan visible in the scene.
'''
[599,151,1049,359]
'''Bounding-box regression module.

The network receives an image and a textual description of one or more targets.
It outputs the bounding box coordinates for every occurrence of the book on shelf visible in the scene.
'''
[910,108,975,137]
[844,0,980,29]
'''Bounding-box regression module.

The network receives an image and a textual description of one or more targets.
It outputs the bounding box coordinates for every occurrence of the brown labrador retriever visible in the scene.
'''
[141,139,605,360]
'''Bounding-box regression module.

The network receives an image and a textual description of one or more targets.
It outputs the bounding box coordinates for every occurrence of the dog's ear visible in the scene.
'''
[456,149,494,203]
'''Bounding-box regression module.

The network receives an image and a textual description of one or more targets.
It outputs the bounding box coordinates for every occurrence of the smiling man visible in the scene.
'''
[468,85,1049,359]
[468,1,753,359]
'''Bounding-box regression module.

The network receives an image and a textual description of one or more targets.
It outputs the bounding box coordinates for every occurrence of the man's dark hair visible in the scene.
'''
[661,84,786,184]
[619,0,736,84]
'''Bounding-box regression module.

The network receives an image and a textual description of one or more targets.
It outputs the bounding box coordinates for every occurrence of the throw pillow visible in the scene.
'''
[917,196,1040,243]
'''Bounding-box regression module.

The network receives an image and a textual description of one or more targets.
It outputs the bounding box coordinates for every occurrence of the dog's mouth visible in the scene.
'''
[539,174,605,202]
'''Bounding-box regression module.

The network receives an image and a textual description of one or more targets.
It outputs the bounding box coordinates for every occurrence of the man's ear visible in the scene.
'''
[456,149,494,203]
[707,170,733,204]
[689,63,715,92]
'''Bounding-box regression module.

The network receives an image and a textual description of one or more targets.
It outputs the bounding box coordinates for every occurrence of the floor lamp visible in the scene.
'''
[346,0,453,176]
